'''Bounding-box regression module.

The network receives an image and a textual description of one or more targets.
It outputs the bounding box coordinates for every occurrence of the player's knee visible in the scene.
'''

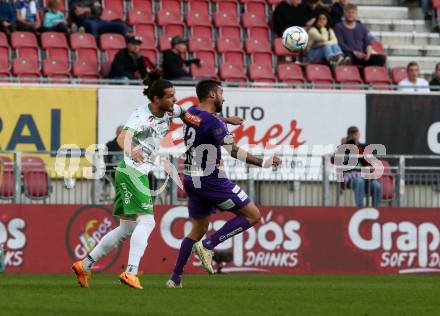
[247,208,261,226]
[136,214,156,229]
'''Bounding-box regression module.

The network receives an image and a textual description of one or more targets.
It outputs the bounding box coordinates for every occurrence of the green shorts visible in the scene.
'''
[113,160,153,216]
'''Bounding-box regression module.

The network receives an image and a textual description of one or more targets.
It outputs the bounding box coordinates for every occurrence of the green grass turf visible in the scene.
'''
[0,274,439,316]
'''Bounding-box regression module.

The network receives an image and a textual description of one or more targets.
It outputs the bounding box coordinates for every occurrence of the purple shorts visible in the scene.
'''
[183,175,251,219]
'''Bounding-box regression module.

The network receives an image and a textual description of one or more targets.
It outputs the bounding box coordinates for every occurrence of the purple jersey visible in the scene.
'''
[182,106,250,219]
[183,105,232,177]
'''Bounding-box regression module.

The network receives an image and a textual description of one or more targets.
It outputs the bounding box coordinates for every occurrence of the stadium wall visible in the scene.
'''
[2,204,440,275]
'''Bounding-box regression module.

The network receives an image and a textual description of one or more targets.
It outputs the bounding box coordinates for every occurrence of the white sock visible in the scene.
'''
[82,219,137,271]
[126,214,156,275]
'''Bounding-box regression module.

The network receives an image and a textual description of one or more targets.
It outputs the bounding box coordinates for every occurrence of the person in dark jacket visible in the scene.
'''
[69,0,127,39]
[272,0,307,37]
[109,35,155,81]
[162,35,200,81]
[430,62,440,92]
[0,0,16,34]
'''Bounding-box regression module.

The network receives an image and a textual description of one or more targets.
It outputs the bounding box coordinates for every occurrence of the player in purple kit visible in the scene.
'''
[166,80,281,288]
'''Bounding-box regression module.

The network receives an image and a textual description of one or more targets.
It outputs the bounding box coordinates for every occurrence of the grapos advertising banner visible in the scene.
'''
[3,205,440,275]
[98,87,366,179]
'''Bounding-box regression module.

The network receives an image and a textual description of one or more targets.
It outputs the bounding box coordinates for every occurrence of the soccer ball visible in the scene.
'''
[282,26,308,52]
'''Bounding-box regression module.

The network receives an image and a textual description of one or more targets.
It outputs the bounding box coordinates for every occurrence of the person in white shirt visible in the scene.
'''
[398,61,430,93]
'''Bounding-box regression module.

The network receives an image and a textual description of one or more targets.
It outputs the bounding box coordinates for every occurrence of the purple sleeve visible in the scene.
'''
[334,23,353,54]
[209,116,228,145]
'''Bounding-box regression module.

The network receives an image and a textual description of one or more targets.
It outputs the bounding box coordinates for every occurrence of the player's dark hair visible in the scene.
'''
[196,80,221,101]
[142,69,173,101]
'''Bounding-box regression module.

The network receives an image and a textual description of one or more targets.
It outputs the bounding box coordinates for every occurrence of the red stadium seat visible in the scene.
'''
[188,0,210,14]
[214,12,239,28]
[0,35,10,77]
[433,0,440,7]
[41,32,69,63]
[216,1,238,15]
[305,64,334,89]
[188,36,214,53]
[251,52,272,65]
[220,64,247,82]
[128,9,154,25]
[273,38,296,57]
[70,33,99,64]
[159,24,185,50]
[268,0,282,7]
[100,33,126,61]
[141,49,157,65]
[157,10,184,26]
[72,60,100,81]
[218,26,241,40]
[0,31,10,49]
[391,66,407,85]
[100,60,112,78]
[364,66,392,90]
[134,24,156,40]
[371,40,386,56]
[186,11,212,27]
[195,51,216,66]
[248,64,276,83]
[222,52,245,67]
[191,62,217,79]
[244,1,266,16]
[276,63,305,84]
[103,0,124,11]
[101,8,125,21]
[162,24,185,36]
[0,156,14,199]
[11,32,39,61]
[131,0,153,12]
[42,59,70,82]
[0,58,10,80]
[21,156,51,199]
[247,26,270,40]
[245,38,271,54]
[217,37,242,53]
[242,13,267,28]
[137,33,155,50]
[12,58,40,80]
[190,26,213,41]
[159,35,173,51]
[160,0,181,14]
[334,65,363,89]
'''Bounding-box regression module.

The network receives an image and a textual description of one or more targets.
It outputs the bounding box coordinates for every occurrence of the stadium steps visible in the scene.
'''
[352,0,401,6]
[358,6,409,19]
[383,44,440,57]
[363,19,430,33]
[372,31,440,46]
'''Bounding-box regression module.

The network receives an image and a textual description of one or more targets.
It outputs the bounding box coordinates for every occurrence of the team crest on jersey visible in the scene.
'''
[184,113,202,126]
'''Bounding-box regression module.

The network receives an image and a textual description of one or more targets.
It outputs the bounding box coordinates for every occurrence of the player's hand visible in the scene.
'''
[262,156,281,168]
[131,147,144,163]
[225,116,244,126]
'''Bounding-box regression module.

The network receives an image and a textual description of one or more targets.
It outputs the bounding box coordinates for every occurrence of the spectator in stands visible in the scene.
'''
[306,13,345,66]
[162,36,200,81]
[105,125,123,181]
[108,35,155,82]
[304,0,326,27]
[334,4,386,67]
[42,0,68,33]
[421,0,432,20]
[430,62,440,91]
[69,0,127,40]
[329,0,349,26]
[336,126,381,208]
[398,61,430,92]
[272,0,307,37]
[15,0,40,33]
[0,0,16,34]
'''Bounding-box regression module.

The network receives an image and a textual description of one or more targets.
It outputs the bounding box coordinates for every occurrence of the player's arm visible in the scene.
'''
[223,139,281,168]
[117,128,144,163]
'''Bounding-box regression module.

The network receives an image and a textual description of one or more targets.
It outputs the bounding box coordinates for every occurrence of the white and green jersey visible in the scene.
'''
[123,103,182,174]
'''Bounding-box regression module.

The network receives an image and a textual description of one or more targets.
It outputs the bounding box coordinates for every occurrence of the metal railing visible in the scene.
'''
[1,150,440,207]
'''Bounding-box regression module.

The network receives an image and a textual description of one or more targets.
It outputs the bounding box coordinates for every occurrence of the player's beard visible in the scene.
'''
[214,97,223,113]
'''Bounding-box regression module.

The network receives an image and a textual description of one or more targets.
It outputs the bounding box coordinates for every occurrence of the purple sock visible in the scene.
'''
[202,216,252,250]
[170,237,196,284]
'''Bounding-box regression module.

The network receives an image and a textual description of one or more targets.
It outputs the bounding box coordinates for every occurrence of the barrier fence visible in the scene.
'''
[1,150,439,208]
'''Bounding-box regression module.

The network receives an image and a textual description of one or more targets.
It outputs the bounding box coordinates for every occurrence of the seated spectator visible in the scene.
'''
[335,126,381,208]
[398,61,430,93]
[162,36,200,81]
[334,4,386,67]
[272,0,307,37]
[0,0,16,34]
[306,13,345,66]
[329,0,349,26]
[304,0,326,28]
[42,0,68,33]
[15,0,40,33]
[109,35,155,81]
[421,0,432,20]
[69,0,127,39]
[430,62,440,92]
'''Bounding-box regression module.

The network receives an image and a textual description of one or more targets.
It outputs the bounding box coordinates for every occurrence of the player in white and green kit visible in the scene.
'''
[72,71,183,289]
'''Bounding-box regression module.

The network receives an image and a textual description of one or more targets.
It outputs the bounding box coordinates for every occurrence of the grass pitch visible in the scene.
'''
[1,274,439,316]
